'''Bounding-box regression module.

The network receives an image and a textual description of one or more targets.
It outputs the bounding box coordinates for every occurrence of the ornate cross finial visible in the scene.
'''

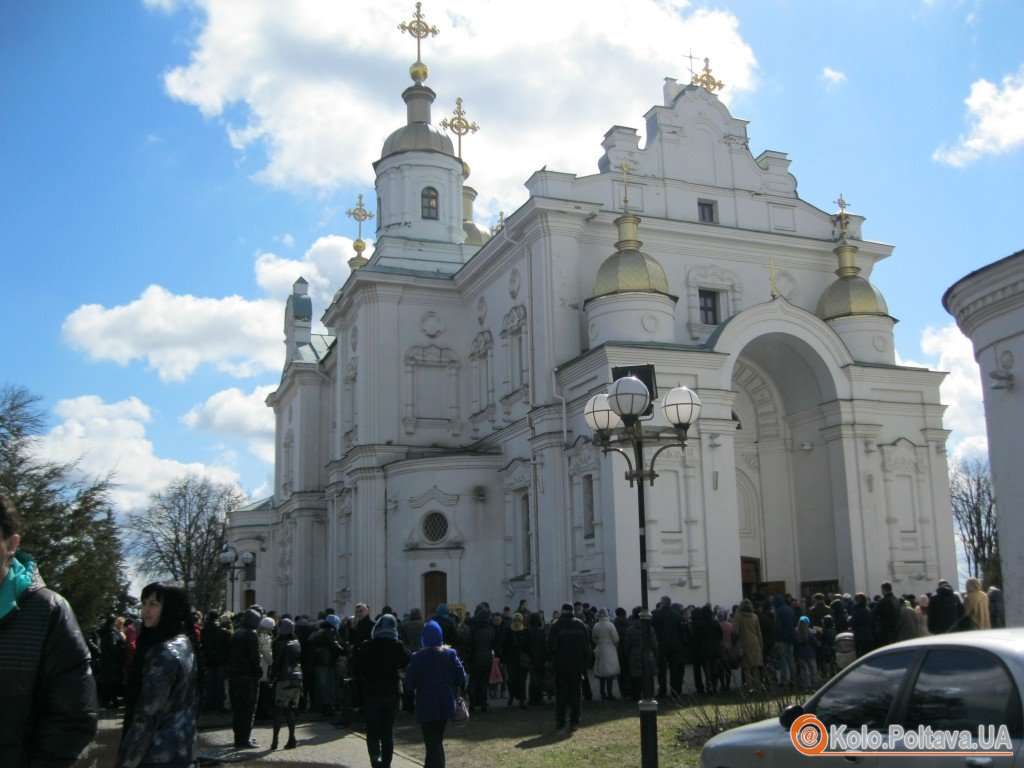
[440,97,479,158]
[399,2,439,82]
[834,193,850,238]
[767,254,779,299]
[691,57,725,93]
[493,211,505,234]
[618,160,633,211]
[346,194,374,240]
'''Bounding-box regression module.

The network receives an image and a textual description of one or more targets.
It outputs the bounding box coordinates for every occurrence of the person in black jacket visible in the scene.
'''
[353,614,411,768]
[270,619,303,750]
[229,608,263,749]
[546,603,593,734]
[464,606,497,712]
[0,493,98,766]
[927,580,965,634]
[201,610,231,712]
[651,596,685,700]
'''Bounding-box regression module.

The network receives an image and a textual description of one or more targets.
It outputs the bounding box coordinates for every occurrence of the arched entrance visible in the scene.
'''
[725,325,847,598]
[423,570,447,617]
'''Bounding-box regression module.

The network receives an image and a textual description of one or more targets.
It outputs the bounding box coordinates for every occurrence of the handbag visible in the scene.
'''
[452,694,469,726]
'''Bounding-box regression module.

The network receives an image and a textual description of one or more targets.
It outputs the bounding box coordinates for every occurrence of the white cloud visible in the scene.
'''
[933,64,1024,167]
[822,67,846,86]
[900,323,987,458]
[255,234,355,306]
[183,385,277,464]
[35,395,241,513]
[154,0,757,214]
[62,285,283,382]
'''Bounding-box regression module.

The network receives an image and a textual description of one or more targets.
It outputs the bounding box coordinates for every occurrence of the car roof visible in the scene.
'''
[854,629,1024,675]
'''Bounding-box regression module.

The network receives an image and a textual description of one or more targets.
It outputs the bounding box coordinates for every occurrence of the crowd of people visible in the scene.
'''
[0,483,1010,768]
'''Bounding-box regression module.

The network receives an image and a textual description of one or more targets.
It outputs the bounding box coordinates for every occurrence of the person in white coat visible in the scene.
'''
[592,608,621,700]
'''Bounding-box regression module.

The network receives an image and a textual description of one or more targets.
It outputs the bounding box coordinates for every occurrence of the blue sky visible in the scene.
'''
[1,0,1020,515]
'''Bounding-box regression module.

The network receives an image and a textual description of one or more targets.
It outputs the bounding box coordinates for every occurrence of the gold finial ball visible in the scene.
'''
[410,60,428,83]
[461,159,471,179]
[353,238,366,254]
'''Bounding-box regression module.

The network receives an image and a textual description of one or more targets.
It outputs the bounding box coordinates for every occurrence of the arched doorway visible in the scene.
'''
[729,331,844,596]
[423,570,447,617]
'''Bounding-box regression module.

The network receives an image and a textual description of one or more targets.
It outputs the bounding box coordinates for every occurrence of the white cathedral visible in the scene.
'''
[226,14,957,619]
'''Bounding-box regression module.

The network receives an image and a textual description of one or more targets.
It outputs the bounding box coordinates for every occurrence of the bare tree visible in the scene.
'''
[125,474,247,612]
[949,458,1001,587]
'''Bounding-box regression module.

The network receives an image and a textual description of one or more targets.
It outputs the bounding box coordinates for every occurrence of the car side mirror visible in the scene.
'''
[779,703,804,731]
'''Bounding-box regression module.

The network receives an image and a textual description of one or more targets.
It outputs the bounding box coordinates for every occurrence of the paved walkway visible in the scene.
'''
[196,717,423,767]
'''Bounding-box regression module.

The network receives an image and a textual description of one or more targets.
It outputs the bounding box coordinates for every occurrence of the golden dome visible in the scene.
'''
[816,275,889,320]
[353,237,366,254]
[816,240,890,320]
[592,214,671,297]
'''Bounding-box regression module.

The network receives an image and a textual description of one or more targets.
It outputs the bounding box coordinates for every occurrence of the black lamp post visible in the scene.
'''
[217,547,255,612]
[585,374,701,768]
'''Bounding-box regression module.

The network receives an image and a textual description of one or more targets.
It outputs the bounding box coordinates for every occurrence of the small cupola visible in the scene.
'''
[584,165,678,347]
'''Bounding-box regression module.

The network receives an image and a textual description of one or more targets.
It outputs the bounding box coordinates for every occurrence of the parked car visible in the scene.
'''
[701,628,1024,767]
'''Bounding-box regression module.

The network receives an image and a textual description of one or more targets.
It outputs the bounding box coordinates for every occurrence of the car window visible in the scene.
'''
[812,651,913,729]
[902,649,1023,738]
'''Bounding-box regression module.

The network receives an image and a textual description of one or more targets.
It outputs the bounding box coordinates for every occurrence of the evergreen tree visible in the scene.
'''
[0,384,128,625]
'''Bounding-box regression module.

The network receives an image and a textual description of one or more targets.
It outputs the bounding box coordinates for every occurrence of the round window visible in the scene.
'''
[422,512,449,543]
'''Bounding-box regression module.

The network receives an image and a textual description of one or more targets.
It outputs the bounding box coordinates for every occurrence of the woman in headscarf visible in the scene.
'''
[501,612,531,708]
[963,577,991,630]
[592,608,621,700]
[404,620,467,768]
[270,618,302,750]
[353,614,411,768]
[116,582,197,768]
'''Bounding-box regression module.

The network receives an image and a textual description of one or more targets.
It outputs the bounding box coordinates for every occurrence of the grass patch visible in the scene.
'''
[390,698,702,768]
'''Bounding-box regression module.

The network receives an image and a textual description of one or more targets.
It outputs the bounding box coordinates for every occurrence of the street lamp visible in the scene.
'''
[585,373,701,768]
[217,547,255,612]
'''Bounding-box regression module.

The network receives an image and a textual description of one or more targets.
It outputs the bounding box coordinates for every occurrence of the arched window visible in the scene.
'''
[421,187,439,220]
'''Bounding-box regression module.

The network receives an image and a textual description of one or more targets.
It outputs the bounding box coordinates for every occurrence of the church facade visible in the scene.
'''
[226,25,956,618]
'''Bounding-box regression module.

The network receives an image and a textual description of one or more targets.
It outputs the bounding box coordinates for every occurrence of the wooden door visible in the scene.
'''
[423,571,447,617]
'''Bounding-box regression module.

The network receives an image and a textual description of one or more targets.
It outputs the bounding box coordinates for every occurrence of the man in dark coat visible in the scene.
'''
[546,603,593,733]
[0,494,97,767]
[772,595,797,686]
[651,596,685,700]
[201,610,232,712]
[927,580,965,634]
[874,582,901,646]
[229,608,263,749]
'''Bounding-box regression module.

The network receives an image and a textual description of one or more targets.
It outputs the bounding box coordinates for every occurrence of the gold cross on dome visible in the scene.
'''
[618,160,634,211]
[834,193,850,237]
[346,194,374,240]
[440,98,479,158]
[398,3,439,65]
[691,57,725,93]
[493,210,505,233]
